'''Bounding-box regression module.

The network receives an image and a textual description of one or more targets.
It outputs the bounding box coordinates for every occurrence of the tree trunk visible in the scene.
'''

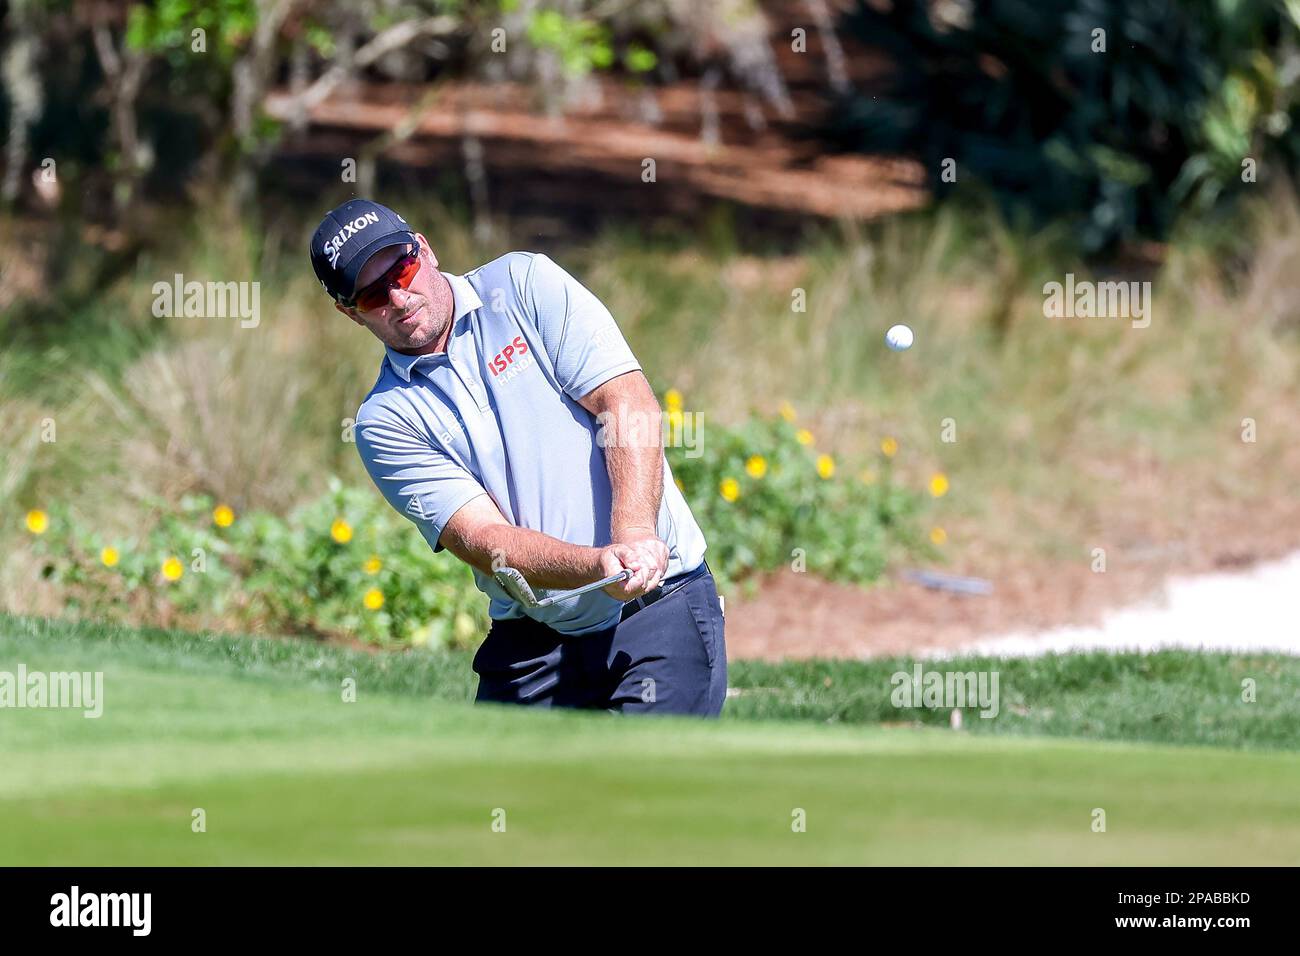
[1,2,44,206]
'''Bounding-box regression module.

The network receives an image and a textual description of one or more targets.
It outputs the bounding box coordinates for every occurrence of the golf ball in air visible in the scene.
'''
[885,324,914,351]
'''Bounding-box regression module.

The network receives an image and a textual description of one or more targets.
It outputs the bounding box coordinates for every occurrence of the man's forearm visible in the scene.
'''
[600,403,664,538]
[474,523,604,590]
[607,441,662,538]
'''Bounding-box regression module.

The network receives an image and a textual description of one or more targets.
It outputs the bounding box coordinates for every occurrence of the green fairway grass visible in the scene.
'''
[5,614,1295,748]
[3,614,1299,864]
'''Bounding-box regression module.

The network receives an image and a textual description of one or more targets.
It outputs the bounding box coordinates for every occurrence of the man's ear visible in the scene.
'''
[416,233,438,269]
[334,301,363,325]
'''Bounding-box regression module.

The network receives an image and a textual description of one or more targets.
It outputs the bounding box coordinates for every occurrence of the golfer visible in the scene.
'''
[310,199,726,716]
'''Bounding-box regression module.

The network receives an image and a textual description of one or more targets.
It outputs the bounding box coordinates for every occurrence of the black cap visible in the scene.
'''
[310,199,417,303]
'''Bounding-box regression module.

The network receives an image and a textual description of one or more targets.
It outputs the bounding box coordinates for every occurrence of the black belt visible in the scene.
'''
[619,560,710,622]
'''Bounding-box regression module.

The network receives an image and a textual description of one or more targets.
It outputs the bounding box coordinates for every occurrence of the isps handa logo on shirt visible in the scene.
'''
[489,335,534,384]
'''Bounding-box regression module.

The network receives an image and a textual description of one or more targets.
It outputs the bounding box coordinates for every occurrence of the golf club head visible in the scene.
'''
[493,567,635,609]
[492,566,539,607]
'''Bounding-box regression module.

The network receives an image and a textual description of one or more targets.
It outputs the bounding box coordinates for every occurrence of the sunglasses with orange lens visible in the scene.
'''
[348,245,421,311]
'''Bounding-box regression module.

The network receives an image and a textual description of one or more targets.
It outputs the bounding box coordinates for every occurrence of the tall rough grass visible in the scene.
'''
[4,188,1300,615]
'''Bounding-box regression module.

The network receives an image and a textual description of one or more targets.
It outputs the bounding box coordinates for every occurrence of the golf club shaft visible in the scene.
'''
[536,569,632,607]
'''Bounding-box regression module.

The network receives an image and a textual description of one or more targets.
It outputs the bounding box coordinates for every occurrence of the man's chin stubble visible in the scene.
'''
[394,319,443,351]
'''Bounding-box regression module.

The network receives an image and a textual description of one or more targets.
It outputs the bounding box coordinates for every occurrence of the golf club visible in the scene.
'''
[493,567,633,608]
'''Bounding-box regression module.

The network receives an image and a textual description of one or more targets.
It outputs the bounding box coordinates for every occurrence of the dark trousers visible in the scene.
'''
[472,564,727,717]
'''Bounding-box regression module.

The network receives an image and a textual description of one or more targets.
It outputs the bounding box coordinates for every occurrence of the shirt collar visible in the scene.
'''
[384,271,483,382]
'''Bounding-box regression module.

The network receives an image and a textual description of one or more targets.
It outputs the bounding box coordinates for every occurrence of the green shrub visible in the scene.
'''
[667,399,930,592]
[27,405,930,645]
[225,480,486,648]
[30,481,487,650]
[830,0,1300,250]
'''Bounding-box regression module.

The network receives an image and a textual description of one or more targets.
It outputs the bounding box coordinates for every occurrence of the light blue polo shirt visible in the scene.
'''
[354,252,707,636]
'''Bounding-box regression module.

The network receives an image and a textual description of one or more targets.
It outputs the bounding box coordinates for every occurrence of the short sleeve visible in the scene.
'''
[525,253,641,400]
[355,414,486,552]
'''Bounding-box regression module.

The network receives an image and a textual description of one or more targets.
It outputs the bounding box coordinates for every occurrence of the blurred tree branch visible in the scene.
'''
[278,14,460,120]
[5,0,804,222]
[1,0,44,206]
[230,0,306,205]
[91,12,150,211]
